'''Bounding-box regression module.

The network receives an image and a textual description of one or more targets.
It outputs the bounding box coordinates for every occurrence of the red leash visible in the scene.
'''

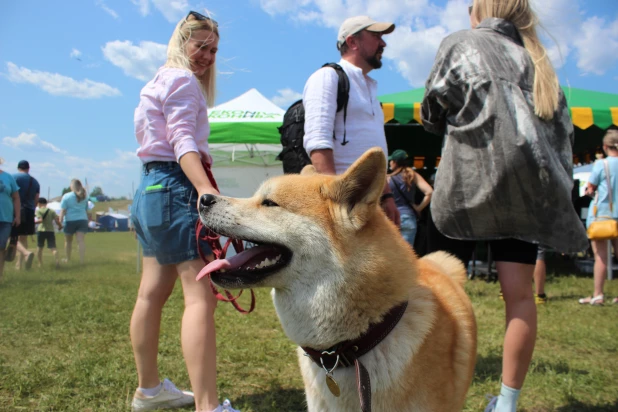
[195,163,255,314]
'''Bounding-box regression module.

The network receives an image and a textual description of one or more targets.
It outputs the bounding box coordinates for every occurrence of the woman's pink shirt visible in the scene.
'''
[134,67,212,164]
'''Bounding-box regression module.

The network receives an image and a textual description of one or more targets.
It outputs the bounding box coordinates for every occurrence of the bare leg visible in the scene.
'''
[65,234,73,262]
[591,240,607,298]
[51,248,59,267]
[75,232,86,264]
[37,247,44,267]
[130,257,177,389]
[16,236,30,269]
[497,261,537,389]
[533,259,546,296]
[177,256,219,412]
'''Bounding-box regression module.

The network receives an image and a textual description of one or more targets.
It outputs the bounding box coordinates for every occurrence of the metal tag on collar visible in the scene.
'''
[320,351,341,397]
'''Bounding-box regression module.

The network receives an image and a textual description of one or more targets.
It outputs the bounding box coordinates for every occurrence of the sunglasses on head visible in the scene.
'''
[185,10,218,26]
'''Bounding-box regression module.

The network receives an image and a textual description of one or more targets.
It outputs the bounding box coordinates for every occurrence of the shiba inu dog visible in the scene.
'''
[197,148,477,412]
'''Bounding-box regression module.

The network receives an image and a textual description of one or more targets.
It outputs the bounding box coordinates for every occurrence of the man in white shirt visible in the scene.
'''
[303,16,400,225]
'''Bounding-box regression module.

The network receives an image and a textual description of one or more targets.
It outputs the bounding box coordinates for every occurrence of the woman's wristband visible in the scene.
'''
[380,193,394,202]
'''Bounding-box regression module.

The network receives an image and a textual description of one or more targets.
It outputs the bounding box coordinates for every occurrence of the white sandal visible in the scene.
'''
[578,295,604,305]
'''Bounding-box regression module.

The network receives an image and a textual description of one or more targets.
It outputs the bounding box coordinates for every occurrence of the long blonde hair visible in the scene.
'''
[603,129,618,150]
[70,179,87,202]
[473,0,559,120]
[165,11,219,107]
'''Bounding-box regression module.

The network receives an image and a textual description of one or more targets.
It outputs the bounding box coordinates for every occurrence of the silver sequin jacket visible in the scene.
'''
[421,18,588,253]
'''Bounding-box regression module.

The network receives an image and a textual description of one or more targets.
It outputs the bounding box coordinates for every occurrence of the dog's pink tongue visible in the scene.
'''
[196,245,272,281]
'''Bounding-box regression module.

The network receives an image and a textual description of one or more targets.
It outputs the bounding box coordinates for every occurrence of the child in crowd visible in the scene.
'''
[35,198,62,268]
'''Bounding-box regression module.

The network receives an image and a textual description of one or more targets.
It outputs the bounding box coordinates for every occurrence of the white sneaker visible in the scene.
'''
[212,399,240,412]
[132,378,194,411]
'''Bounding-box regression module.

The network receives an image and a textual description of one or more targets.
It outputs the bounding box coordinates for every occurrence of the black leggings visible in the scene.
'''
[427,215,538,265]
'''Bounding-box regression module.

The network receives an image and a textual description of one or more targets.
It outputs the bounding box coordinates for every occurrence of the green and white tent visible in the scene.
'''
[208,88,284,167]
[208,89,284,197]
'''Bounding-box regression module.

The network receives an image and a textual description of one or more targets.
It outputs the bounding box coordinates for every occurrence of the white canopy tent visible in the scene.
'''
[208,88,286,197]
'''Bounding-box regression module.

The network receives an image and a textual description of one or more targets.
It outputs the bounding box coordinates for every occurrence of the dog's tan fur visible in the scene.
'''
[200,148,477,411]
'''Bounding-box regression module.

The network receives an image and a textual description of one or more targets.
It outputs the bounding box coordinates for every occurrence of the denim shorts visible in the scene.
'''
[399,213,418,247]
[131,161,212,265]
[64,220,89,235]
[0,222,12,249]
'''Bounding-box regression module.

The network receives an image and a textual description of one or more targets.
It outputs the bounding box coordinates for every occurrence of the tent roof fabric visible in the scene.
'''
[209,88,284,144]
[378,86,618,130]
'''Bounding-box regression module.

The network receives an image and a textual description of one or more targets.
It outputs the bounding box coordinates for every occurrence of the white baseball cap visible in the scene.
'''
[337,16,395,49]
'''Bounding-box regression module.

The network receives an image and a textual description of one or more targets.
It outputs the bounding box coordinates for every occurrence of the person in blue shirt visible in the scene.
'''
[59,179,89,264]
[581,129,618,306]
[12,160,39,270]
[0,159,21,281]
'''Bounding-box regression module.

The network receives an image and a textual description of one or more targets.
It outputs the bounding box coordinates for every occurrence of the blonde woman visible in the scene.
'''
[59,179,89,264]
[387,149,433,247]
[421,1,588,411]
[129,10,238,412]
[581,129,618,306]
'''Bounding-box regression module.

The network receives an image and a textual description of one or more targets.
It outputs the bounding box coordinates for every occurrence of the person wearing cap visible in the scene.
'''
[302,15,400,225]
[12,160,40,270]
[387,149,433,247]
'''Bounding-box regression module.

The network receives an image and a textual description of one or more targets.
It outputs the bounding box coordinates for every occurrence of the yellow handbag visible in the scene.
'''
[587,159,618,240]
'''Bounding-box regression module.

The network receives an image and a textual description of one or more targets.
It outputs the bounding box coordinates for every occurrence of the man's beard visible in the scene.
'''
[365,49,384,69]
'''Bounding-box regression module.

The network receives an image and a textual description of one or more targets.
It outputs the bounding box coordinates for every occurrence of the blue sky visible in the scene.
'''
[1,0,617,198]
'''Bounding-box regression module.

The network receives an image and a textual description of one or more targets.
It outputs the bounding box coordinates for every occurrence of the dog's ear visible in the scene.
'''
[323,148,386,228]
[300,165,317,176]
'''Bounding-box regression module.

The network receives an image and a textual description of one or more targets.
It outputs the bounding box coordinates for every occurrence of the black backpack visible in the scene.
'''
[276,63,350,174]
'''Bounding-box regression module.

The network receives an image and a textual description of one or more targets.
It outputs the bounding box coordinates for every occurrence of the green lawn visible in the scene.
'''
[0,233,617,411]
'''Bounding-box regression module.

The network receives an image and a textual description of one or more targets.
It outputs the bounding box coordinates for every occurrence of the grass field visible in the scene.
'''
[1,232,617,411]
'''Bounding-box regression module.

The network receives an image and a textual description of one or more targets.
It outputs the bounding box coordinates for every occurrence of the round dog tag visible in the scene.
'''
[325,374,341,397]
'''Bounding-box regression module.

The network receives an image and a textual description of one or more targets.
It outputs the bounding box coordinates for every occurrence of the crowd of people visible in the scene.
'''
[0,158,91,280]
[2,1,616,411]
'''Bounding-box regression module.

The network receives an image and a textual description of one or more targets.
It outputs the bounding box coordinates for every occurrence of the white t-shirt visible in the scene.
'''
[303,59,387,174]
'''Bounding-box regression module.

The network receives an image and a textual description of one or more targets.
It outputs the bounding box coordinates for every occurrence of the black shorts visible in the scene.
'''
[11,208,36,236]
[37,232,57,249]
[427,216,538,265]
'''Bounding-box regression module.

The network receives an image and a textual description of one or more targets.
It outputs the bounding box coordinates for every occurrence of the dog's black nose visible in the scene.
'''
[200,194,216,210]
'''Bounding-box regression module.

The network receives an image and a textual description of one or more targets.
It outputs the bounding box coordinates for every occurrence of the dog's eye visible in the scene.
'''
[261,199,279,207]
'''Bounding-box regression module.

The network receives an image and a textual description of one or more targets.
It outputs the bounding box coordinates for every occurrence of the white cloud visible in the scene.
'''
[152,0,190,22]
[5,62,121,99]
[130,0,190,22]
[131,0,150,16]
[2,132,66,154]
[0,144,141,198]
[259,0,617,86]
[573,16,618,75]
[96,0,120,19]
[70,48,82,59]
[258,0,470,86]
[271,88,302,108]
[102,40,167,81]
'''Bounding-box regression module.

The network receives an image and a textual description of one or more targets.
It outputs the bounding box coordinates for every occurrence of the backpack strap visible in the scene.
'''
[322,63,350,146]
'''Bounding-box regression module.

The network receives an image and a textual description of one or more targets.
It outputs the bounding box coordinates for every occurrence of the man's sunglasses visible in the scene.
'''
[185,11,218,26]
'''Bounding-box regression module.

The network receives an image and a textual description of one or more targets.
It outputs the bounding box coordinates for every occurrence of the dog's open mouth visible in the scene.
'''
[196,242,292,288]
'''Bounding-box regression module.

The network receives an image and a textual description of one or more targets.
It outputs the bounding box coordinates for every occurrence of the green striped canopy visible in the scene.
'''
[378,87,618,130]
